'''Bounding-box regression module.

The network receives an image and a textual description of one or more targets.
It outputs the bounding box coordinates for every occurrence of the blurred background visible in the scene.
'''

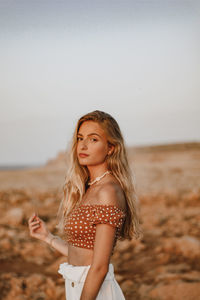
[0,0,199,167]
[0,1,200,300]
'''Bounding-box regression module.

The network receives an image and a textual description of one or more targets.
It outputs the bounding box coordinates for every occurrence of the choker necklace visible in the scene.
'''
[88,170,111,186]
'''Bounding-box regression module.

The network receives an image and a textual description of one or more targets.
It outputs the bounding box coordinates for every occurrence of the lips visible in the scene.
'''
[79,153,89,157]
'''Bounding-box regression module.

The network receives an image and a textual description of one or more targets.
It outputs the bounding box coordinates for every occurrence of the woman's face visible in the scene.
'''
[76,121,113,166]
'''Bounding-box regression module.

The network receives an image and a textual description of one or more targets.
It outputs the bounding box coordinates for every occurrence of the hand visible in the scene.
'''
[28,212,50,242]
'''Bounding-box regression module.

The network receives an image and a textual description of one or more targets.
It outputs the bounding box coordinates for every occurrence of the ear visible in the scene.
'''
[107,143,115,155]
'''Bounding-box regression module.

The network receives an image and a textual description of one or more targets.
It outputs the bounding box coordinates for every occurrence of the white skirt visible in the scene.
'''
[58,262,126,300]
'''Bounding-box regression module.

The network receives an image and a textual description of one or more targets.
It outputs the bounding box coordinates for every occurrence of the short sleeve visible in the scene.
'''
[89,205,126,229]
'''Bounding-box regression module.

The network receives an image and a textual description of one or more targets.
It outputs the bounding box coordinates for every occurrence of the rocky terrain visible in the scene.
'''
[0,142,200,300]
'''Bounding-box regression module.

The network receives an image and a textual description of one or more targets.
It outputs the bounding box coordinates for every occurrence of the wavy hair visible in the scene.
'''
[56,110,143,241]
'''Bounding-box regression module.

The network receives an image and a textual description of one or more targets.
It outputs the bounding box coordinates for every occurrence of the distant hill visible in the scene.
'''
[45,141,200,167]
[1,141,199,170]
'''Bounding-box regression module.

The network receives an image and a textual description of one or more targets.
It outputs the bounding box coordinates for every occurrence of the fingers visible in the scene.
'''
[31,220,41,226]
[28,213,37,224]
[30,221,41,235]
[28,213,42,233]
[31,223,40,230]
[28,213,44,239]
[30,220,40,227]
[29,219,41,229]
[28,213,41,225]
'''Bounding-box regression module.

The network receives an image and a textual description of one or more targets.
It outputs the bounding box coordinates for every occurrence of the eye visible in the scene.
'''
[77,137,98,142]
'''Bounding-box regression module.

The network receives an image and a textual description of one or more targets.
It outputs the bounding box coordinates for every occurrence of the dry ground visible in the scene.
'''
[0,142,200,300]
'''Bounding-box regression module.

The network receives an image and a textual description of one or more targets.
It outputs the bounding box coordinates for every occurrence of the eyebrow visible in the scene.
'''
[77,132,101,138]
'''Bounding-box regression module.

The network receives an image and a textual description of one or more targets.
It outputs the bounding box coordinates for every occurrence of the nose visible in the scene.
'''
[80,138,88,149]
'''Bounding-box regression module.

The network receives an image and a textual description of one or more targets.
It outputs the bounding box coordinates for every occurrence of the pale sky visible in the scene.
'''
[0,0,200,166]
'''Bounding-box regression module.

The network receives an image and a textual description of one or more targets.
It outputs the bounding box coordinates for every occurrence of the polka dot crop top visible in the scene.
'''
[64,204,126,254]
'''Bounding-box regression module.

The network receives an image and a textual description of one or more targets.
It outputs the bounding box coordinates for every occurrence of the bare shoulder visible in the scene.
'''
[96,180,127,212]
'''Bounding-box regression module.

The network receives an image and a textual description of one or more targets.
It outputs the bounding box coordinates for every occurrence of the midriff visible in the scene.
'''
[67,243,94,266]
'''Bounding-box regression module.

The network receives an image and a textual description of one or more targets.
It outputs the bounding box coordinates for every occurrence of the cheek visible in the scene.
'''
[91,143,107,157]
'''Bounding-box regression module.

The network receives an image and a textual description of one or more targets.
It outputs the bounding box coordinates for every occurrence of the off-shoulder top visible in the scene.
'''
[64,204,126,255]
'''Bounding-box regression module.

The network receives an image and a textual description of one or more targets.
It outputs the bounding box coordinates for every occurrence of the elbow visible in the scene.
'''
[90,264,109,278]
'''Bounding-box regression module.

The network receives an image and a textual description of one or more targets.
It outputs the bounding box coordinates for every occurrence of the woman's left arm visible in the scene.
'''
[80,223,116,300]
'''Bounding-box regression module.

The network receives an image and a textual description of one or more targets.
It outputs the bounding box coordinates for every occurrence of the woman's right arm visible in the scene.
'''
[44,232,69,256]
[28,212,69,256]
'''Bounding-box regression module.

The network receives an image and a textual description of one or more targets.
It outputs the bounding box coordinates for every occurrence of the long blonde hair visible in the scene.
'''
[56,110,143,241]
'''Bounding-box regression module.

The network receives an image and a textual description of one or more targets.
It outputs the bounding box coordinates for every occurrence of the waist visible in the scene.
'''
[58,262,115,283]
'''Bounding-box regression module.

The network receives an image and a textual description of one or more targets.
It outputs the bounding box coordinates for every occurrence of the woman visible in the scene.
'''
[28,110,143,300]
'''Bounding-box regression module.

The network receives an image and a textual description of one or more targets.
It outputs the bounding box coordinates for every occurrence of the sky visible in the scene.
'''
[0,0,200,166]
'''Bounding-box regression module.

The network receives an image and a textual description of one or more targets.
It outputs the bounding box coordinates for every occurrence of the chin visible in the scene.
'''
[78,159,88,165]
[79,162,88,166]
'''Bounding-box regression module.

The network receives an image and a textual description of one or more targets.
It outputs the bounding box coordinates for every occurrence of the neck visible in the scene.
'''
[87,164,109,182]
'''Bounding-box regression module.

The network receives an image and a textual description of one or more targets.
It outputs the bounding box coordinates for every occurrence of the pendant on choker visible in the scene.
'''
[88,170,111,186]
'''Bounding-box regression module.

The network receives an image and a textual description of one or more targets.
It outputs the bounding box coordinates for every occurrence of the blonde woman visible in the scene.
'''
[28,110,143,300]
